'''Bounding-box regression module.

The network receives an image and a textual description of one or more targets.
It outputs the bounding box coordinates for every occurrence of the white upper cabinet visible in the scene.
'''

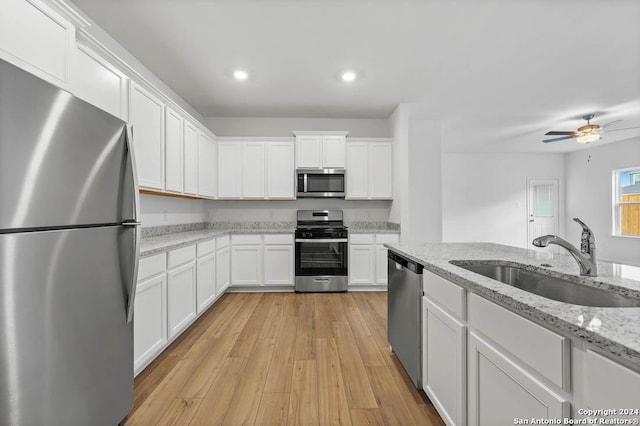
[217,141,242,199]
[0,0,75,87]
[164,107,183,193]
[267,142,295,199]
[294,132,348,169]
[243,142,266,198]
[129,83,165,190]
[198,131,217,199]
[346,141,393,200]
[183,121,199,195]
[70,43,127,119]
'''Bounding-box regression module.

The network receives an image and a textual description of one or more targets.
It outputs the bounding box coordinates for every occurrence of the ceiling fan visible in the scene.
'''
[543,114,639,144]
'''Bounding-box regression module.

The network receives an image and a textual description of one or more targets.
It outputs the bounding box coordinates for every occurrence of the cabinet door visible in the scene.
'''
[183,121,199,195]
[584,350,640,415]
[0,0,74,86]
[231,245,262,286]
[133,274,167,375]
[198,132,217,198]
[467,331,568,426]
[348,244,375,285]
[322,135,346,168]
[196,253,216,313]
[167,261,197,339]
[369,143,393,199]
[243,142,266,198]
[346,143,369,199]
[71,44,127,119]
[423,297,466,426]
[216,246,230,294]
[217,142,242,198]
[130,83,164,190]
[267,142,295,199]
[375,234,399,284]
[264,245,294,285]
[296,135,322,168]
[165,107,183,193]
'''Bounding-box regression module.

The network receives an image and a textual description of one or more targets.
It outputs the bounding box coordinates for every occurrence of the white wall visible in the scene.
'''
[442,152,565,248]
[565,138,640,265]
[203,117,389,137]
[140,194,208,227]
[203,199,391,223]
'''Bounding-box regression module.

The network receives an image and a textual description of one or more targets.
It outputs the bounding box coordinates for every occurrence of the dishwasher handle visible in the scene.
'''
[388,250,423,274]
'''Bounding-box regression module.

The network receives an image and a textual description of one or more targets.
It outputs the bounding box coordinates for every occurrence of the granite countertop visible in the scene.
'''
[385,242,640,369]
[347,222,400,234]
[141,223,296,257]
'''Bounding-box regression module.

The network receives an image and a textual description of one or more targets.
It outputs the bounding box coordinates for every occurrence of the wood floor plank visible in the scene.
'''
[294,296,316,360]
[349,408,386,426]
[333,320,378,409]
[316,338,353,426]
[366,365,419,426]
[155,398,201,426]
[255,393,290,425]
[222,338,276,425]
[343,295,385,367]
[227,293,272,358]
[131,353,179,416]
[189,356,248,425]
[258,293,285,340]
[288,360,319,426]
[263,317,298,393]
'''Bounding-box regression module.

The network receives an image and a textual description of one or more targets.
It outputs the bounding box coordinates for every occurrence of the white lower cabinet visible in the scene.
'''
[583,349,640,415]
[349,233,399,286]
[216,245,230,294]
[230,234,294,287]
[422,297,466,426]
[467,331,568,426]
[134,273,167,374]
[167,247,197,339]
[196,253,216,313]
[264,234,294,286]
[231,235,263,286]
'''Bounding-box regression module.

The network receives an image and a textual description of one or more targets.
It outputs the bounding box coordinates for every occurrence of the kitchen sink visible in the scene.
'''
[449,261,640,308]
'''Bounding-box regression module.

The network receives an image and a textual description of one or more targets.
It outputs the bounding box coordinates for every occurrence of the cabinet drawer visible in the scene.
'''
[231,234,262,245]
[138,253,166,282]
[468,293,568,389]
[375,233,399,244]
[263,234,293,245]
[350,233,374,244]
[197,239,216,257]
[216,235,230,249]
[423,270,466,320]
[168,245,196,269]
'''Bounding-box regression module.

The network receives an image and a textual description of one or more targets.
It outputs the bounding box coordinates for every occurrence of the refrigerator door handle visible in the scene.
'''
[124,124,141,323]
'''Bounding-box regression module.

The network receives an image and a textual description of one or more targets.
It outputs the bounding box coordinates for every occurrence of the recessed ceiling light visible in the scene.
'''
[233,69,248,81]
[341,71,357,82]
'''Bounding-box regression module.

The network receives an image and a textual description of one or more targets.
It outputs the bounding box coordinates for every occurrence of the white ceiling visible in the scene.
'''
[71,0,640,152]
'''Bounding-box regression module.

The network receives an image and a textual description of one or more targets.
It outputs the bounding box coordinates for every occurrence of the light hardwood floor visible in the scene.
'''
[125,292,445,425]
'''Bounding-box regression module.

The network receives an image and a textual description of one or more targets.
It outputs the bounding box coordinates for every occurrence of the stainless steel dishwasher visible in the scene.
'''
[387,250,423,388]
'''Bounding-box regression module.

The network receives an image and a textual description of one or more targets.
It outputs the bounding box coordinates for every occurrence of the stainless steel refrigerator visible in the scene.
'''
[0,59,140,425]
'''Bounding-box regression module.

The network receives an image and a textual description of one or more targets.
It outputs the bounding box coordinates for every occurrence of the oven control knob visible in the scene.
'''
[303,232,312,238]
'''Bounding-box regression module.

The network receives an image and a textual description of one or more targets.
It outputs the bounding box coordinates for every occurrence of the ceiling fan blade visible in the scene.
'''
[602,119,623,129]
[545,131,577,136]
[543,136,575,143]
[604,126,640,133]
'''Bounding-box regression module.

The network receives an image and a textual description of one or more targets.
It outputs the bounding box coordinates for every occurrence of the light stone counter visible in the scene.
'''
[141,222,296,257]
[346,222,400,234]
[385,242,640,369]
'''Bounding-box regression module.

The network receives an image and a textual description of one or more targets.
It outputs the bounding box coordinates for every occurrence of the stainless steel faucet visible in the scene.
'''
[532,218,597,277]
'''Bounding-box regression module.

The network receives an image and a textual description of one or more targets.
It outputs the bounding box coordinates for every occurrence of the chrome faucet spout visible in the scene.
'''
[532,218,597,277]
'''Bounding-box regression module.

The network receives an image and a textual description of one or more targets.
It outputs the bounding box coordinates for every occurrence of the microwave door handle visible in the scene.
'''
[304,174,308,192]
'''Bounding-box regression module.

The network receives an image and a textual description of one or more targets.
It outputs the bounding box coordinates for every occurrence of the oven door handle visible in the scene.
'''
[295,238,348,243]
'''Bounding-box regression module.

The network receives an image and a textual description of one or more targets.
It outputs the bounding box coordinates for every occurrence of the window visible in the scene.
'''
[613,167,640,237]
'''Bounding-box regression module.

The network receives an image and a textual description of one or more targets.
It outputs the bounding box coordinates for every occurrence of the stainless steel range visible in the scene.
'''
[295,210,348,292]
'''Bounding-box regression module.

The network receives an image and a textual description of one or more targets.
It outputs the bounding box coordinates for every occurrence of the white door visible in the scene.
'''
[217,142,242,198]
[346,143,369,199]
[527,178,560,248]
[198,132,217,198]
[196,253,216,313]
[164,107,183,193]
[183,121,199,195]
[231,245,262,286]
[369,143,393,199]
[167,261,197,339]
[133,274,167,374]
[267,142,295,199]
[322,135,346,168]
[216,246,230,294]
[243,142,266,198]
[296,135,322,168]
[348,244,375,285]
[129,83,164,190]
[264,245,294,285]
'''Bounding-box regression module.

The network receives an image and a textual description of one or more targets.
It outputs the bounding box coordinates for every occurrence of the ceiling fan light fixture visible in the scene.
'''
[576,133,600,144]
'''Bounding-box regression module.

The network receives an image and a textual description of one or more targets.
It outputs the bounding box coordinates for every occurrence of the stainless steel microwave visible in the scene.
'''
[296,168,345,198]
